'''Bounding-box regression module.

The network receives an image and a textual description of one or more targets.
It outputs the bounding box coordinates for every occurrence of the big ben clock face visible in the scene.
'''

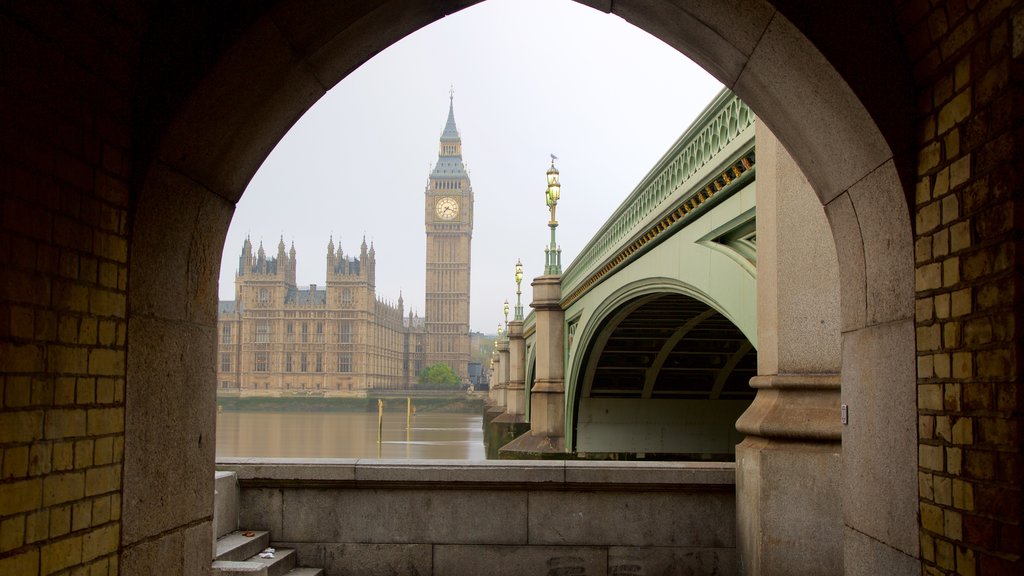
[435,197,459,220]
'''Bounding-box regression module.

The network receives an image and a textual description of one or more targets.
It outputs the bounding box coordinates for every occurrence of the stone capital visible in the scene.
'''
[735,373,841,441]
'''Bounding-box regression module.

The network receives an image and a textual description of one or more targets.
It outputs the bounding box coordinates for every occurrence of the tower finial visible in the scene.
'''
[449,84,454,102]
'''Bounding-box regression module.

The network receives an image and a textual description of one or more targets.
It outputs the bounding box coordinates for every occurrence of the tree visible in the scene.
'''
[417,362,462,389]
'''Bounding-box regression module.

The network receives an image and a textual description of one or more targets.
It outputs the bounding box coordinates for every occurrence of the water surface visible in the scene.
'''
[216,411,485,460]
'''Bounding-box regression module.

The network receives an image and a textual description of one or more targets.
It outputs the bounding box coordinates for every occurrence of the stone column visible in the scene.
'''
[496,338,510,409]
[502,275,565,454]
[504,319,526,420]
[735,122,843,575]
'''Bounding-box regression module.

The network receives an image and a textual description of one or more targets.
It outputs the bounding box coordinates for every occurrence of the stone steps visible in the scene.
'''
[213,471,322,576]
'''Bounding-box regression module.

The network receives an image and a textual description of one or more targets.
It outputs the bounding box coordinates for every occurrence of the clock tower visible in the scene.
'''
[424,94,473,380]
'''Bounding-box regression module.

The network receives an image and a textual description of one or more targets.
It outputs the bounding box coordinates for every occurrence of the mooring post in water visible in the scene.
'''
[377,398,384,451]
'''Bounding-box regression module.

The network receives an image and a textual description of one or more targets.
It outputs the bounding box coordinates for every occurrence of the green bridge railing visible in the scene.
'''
[560,89,755,304]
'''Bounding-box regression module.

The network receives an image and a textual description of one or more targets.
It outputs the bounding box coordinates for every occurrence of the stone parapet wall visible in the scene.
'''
[900,0,1023,573]
[217,459,737,576]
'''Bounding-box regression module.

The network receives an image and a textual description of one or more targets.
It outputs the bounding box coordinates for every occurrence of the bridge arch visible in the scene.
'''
[126,0,916,572]
[566,278,756,454]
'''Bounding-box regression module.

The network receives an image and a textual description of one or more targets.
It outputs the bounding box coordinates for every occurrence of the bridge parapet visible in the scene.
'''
[561,89,755,306]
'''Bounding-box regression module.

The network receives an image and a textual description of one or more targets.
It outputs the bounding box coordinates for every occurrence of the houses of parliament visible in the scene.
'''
[216,98,473,393]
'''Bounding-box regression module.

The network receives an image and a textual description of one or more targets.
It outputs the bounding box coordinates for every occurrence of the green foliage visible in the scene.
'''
[417,362,462,389]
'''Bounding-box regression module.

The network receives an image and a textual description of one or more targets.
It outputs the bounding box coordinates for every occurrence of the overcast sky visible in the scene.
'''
[219,0,722,333]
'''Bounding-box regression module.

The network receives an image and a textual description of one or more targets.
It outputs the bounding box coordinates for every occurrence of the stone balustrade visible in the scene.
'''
[216,458,737,575]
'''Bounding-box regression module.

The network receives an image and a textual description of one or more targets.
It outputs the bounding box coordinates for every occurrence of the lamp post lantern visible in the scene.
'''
[514,259,524,320]
[503,300,510,337]
[544,156,562,275]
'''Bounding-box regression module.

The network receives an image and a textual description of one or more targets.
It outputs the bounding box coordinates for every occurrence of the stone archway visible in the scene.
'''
[125,1,916,574]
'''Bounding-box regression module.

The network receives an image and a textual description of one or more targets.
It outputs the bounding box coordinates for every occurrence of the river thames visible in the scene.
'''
[216,411,486,460]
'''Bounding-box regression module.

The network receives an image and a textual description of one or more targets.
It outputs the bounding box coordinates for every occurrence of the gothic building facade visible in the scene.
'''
[217,99,473,393]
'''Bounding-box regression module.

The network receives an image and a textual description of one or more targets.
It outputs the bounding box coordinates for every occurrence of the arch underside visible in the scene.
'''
[575,293,755,457]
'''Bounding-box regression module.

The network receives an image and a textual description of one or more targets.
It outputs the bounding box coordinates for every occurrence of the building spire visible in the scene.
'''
[441,88,459,143]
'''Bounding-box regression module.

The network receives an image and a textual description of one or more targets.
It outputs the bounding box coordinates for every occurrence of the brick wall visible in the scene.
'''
[0,3,142,575]
[901,0,1023,573]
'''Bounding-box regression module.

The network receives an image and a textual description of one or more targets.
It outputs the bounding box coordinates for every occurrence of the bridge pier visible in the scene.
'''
[502,275,565,454]
[735,124,843,574]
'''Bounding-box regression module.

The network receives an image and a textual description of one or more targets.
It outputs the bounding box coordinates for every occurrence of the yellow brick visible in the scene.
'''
[3,445,30,479]
[85,465,120,497]
[75,439,94,469]
[918,141,942,174]
[951,288,971,316]
[952,417,973,445]
[920,444,944,471]
[931,167,949,198]
[42,534,83,575]
[935,538,954,569]
[933,354,951,379]
[942,256,960,287]
[947,447,962,475]
[944,383,961,411]
[86,408,123,436]
[0,548,39,576]
[938,90,971,134]
[952,351,971,378]
[921,532,935,562]
[29,443,52,475]
[919,416,935,440]
[52,441,74,471]
[944,509,962,540]
[91,496,111,525]
[47,345,88,374]
[949,154,971,188]
[944,317,962,346]
[95,379,114,404]
[921,502,944,533]
[944,128,960,159]
[93,437,113,466]
[935,416,951,442]
[109,494,120,521]
[941,194,959,225]
[55,377,76,405]
[918,471,934,499]
[42,471,85,506]
[916,177,931,205]
[956,545,976,576]
[952,479,974,511]
[919,384,943,410]
[97,321,116,346]
[44,408,87,439]
[108,554,118,576]
[50,505,71,538]
[0,477,42,515]
[933,228,948,258]
[917,324,942,351]
[934,475,952,505]
[916,203,941,234]
[950,220,970,252]
[918,354,935,379]
[73,499,92,532]
[0,410,44,443]
[112,437,123,463]
[26,509,49,544]
[87,349,125,377]
[78,317,97,345]
[0,515,25,552]
[933,293,950,319]
[82,524,118,563]
[76,378,95,405]
[89,557,108,576]
[5,375,32,407]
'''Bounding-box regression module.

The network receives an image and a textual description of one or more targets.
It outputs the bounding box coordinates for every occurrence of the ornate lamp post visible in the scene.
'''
[503,300,510,337]
[544,156,562,275]
[514,259,524,320]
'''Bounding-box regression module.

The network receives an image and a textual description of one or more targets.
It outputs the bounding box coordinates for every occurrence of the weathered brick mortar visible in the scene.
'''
[905,0,1022,573]
[0,3,137,575]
